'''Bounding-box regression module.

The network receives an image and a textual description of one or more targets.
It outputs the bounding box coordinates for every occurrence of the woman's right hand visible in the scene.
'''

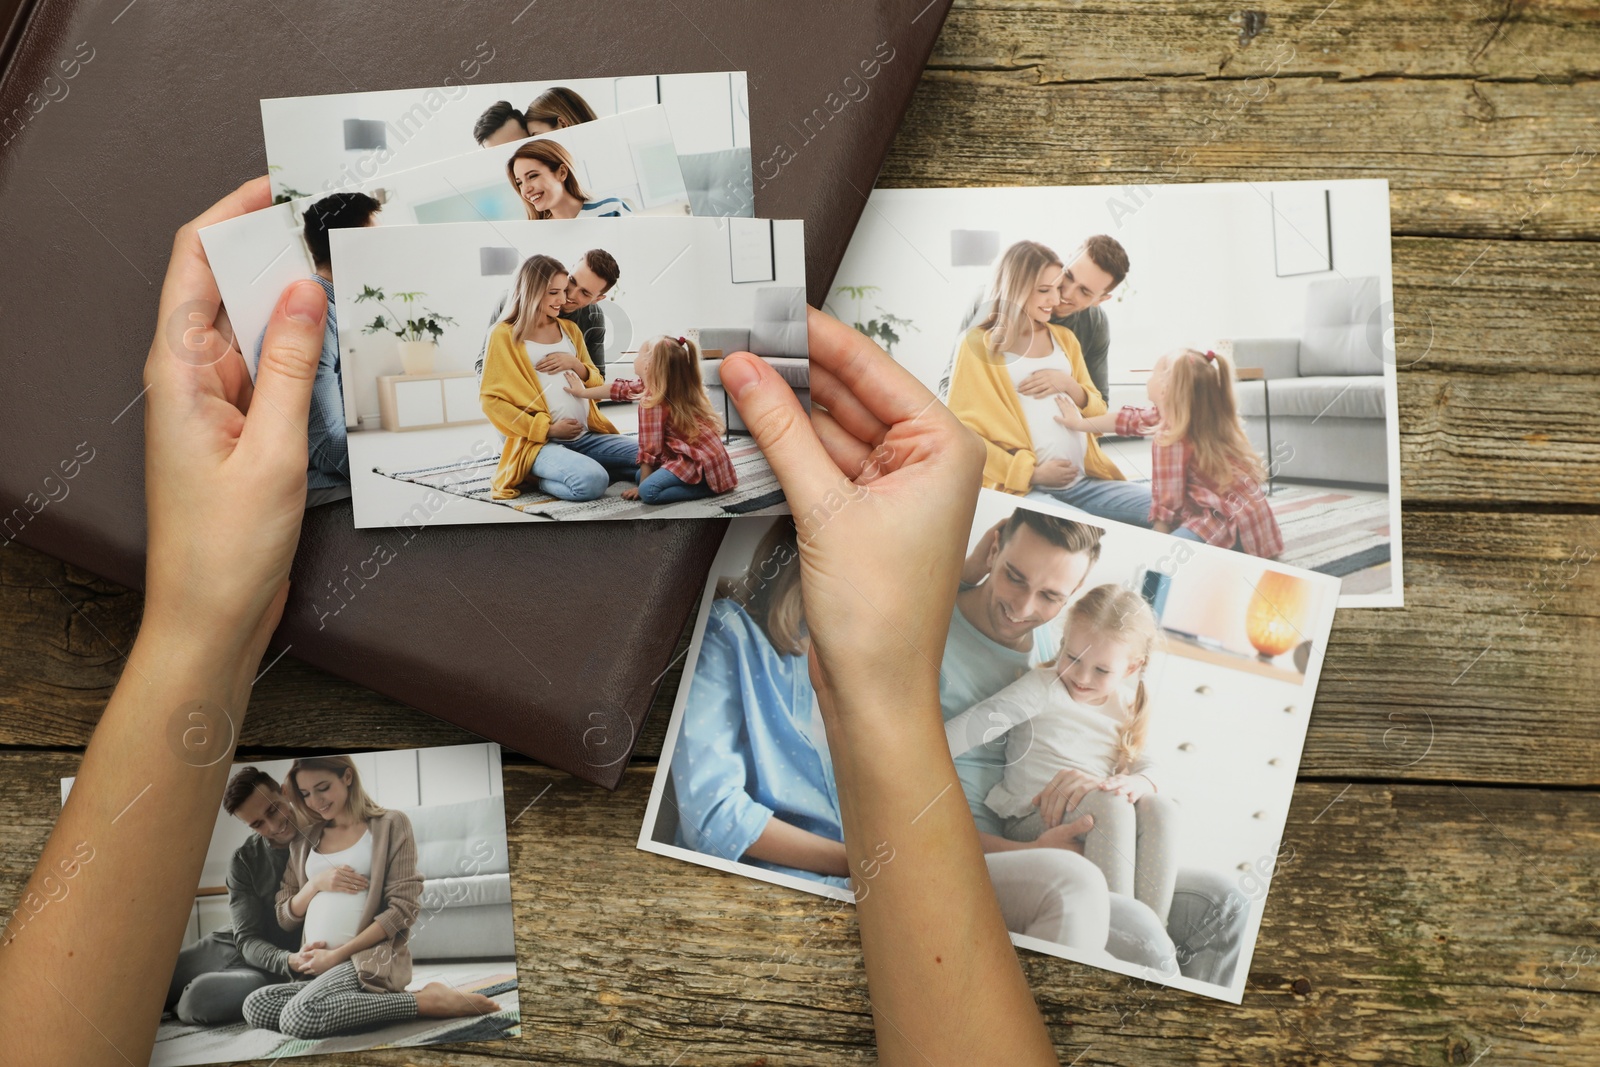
[718,308,984,713]
[1030,456,1079,488]
[1032,768,1107,828]
[311,864,369,895]
[548,416,583,440]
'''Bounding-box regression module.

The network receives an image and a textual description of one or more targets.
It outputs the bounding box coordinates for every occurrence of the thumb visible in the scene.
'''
[719,352,837,508]
[1061,813,1095,837]
[243,279,326,460]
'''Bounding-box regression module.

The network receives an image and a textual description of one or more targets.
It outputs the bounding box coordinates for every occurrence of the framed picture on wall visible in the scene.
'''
[1271,187,1333,276]
[729,217,776,283]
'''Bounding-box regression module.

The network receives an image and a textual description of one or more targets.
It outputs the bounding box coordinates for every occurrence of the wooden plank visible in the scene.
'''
[931,0,1600,83]
[878,73,1600,240]
[4,506,1597,787]
[1,756,1595,1065]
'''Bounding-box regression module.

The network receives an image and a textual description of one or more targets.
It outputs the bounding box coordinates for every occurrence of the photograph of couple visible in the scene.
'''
[640,493,1340,1001]
[830,179,1404,607]
[332,216,808,525]
[263,72,753,218]
[60,743,518,1065]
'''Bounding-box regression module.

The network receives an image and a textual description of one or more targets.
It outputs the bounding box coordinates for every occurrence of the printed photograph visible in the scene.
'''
[829,179,1403,607]
[639,491,1341,1002]
[262,71,753,216]
[329,216,807,525]
[60,743,518,1065]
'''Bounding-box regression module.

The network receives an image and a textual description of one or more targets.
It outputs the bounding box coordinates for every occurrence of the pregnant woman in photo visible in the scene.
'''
[506,139,634,220]
[946,239,1153,529]
[481,253,639,501]
[240,756,496,1038]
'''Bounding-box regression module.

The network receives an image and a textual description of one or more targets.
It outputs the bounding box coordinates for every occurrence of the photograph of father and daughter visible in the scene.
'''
[646,499,1337,998]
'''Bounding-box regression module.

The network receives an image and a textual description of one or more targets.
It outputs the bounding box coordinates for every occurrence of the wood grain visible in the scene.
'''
[2,756,1595,1065]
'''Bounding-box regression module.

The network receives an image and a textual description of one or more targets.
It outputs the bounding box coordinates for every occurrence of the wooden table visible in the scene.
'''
[4,4,1598,1063]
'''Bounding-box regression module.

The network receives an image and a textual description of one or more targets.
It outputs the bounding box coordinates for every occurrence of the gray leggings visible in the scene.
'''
[1004,789,1181,925]
[165,932,282,1025]
[243,960,417,1039]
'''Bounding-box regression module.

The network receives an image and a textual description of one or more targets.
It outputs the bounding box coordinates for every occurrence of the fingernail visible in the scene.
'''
[719,353,761,398]
[285,280,326,324]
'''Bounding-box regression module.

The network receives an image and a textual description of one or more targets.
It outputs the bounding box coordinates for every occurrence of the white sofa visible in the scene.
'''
[396,795,515,961]
[1228,276,1390,487]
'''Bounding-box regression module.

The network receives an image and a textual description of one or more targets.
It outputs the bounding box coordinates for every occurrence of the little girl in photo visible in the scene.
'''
[1053,347,1284,558]
[944,583,1180,923]
[564,335,737,505]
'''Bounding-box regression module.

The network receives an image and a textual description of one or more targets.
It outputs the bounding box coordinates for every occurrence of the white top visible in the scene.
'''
[1004,338,1087,487]
[301,827,372,950]
[944,667,1157,820]
[523,337,589,428]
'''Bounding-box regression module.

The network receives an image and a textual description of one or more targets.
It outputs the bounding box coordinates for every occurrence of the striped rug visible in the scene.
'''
[374,435,788,520]
[1265,482,1393,579]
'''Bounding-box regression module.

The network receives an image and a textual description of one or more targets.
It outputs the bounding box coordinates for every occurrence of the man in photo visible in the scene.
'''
[163,768,317,1024]
[939,234,1129,404]
[475,247,621,378]
[254,191,381,506]
[473,100,528,147]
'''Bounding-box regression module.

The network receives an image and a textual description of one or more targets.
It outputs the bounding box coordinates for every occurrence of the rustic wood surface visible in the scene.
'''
[2,1,1597,1063]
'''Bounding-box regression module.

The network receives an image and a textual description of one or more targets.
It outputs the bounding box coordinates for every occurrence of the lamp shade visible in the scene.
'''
[1244,570,1314,658]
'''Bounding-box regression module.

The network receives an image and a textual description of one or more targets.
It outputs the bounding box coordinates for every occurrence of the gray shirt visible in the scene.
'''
[939,292,1111,404]
[220,833,300,976]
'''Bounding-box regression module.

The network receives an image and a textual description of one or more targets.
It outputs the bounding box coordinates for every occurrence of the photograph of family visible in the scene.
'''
[639,492,1340,1001]
[328,216,807,524]
[829,179,1403,607]
[59,743,518,1065]
[262,71,753,217]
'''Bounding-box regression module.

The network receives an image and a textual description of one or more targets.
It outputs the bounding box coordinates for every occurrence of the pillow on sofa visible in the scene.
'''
[1298,276,1387,378]
[697,327,752,356]
[750,286,808,358]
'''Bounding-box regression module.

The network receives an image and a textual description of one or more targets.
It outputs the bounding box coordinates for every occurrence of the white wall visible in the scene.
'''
[202,108,689,386]
[330,217,806,422]
[263,72,749,199]
[830,180,1393,399]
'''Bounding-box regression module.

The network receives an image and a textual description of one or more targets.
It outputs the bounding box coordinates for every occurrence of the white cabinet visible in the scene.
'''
[378,372,487,431]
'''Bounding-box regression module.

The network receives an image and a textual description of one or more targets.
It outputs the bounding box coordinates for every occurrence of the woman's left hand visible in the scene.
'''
[143,175,329,663]
[1051,394,1089,430]
[1099,774,1154,803]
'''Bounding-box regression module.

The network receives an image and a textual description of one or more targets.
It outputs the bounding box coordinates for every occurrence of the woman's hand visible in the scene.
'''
[536,351,584,375]
[1016,367,1076,399]
[311,864,369,895]
[547,416,583,441]
[143,175,329,664]
[1099,773,1154,804]
[719,308,984,708]
[286,940,329,974]
[296,946,345,976]
[1051,394,1091,431]
[1030,456,1079,488]
[1032,768,1107,828]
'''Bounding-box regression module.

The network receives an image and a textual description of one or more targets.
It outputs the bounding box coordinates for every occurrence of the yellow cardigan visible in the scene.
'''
[480,318,618,499]
[945,323,1124,495]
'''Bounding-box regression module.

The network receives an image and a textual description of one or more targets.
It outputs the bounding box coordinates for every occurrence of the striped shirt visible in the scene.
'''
[579,196,633,218]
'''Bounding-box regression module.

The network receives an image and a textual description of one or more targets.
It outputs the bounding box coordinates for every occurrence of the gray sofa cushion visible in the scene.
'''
[750,286,808,357]
[1299,276,1387,377]
[1236,375,1386,420]
[697,327,751,354]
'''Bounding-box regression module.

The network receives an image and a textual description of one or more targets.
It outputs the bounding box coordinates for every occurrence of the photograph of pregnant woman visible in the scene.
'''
[639,494,1341,1002]
[62,742,521,1066]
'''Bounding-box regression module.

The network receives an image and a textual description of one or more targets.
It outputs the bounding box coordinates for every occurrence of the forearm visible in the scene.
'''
[743,815,849,877]
[977,830,1033,854]
[1,622,262,1066]
[1074,411,1119,434]
[333,919,390,962]
[288,880,318,921]
[821,681,1056,1066]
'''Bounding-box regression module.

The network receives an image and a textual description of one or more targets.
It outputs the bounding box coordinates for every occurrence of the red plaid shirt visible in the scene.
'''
[613,379,737,494]
[1115,405,1283,557]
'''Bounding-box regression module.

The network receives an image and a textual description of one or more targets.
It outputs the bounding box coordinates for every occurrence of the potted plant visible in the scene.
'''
[830,284,919,356]
[354,285,456,375]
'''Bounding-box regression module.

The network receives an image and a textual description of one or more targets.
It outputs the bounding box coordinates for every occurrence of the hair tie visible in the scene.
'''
[1204,349,1218,363]
[676,336,688,347]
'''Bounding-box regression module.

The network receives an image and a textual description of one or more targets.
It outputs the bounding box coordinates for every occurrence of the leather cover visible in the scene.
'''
[0,0,950,788]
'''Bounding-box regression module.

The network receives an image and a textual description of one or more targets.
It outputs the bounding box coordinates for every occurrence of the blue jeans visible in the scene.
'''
[638,467,716,505]
[532,431,639,501]
[1029,477,1153,529]
[1173,525,1243,551]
